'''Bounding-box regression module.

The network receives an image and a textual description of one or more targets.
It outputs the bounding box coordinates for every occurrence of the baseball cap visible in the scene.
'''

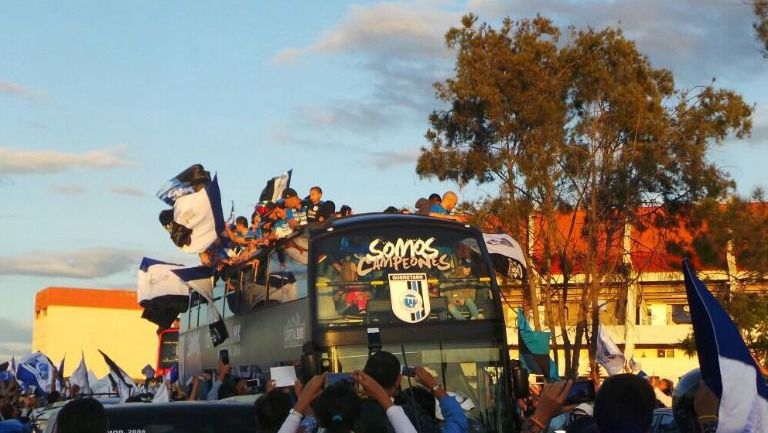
[281,188,298,199]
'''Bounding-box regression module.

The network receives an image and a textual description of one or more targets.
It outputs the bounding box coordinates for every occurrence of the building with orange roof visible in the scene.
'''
[32,287,159,379]
[501,206,768,381]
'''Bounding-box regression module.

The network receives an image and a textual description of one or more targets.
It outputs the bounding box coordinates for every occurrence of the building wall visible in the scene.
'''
[505,320,700,381]
[32,290,159,379]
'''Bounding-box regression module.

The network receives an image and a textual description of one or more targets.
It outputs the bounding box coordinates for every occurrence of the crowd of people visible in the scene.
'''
[200,188,470,282]
[0,348,733,433]
[198,186,351,273]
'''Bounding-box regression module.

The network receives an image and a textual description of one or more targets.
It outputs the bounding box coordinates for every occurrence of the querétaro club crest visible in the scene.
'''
[388,273,431,323]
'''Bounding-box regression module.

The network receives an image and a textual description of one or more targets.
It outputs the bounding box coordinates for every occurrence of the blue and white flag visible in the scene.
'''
[483,233,527,281]
[596,325,625,376]
[156,164,212,206]
[682,259,768,433]
[173,175,225,254]
[69,352,92,396]
[172,266,228,347]
[258,170,292,203]
[15,352,54,396]
[137,257,191,331]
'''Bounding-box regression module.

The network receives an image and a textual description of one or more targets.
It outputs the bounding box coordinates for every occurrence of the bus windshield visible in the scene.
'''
[313,226,496,327]
[328,341,506,431]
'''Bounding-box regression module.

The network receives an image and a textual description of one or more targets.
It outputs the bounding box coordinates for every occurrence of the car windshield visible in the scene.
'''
[314,226,496,326]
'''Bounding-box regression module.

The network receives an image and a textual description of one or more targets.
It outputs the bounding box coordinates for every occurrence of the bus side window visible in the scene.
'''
[267,248,307,303]
[180,303,190,331]
[213,278,226,318]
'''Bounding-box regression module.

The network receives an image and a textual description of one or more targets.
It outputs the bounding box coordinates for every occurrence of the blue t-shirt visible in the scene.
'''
[430,203,448,214]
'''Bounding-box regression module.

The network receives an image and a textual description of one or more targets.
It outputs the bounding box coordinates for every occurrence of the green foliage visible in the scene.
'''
[723,292,768,352]
[420,14,752,234]
[679,333,698,358]
[421,14,754,376]
[674,190,768,273]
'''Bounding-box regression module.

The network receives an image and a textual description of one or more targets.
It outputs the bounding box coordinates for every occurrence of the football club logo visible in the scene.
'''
[388,273,431,323]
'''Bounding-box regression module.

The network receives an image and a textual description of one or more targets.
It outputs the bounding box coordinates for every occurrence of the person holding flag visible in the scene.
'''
[679,259,768,433]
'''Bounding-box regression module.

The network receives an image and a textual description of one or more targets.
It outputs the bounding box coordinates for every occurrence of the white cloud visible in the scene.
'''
[747,104,768,146]
[0,319,33,360]
[0,247,139,279]
[0,319,32,344]
[273,2,458,63]
[109,186,145,197]
[0,147,132,175]
[51,184,86,195]
[273,1,459,133]
[0,80,44,102]
[296,103,399,133]
[369,149,421,169]
[271,47,306,65]
[466,0,764,86]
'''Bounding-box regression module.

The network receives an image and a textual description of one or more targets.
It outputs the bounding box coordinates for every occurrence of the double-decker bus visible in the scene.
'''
[178,214,514,432]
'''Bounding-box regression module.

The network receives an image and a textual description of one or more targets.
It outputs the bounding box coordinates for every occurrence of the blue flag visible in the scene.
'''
[15,352,54,397]
[682,259,768,433]
[517,308,559,382]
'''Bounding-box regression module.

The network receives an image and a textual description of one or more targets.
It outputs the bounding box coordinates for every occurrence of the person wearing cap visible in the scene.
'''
[281,188,302,211]
[280,188,304,230]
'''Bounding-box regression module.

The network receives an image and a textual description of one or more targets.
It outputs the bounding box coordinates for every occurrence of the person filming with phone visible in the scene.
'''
[519,374,660,433]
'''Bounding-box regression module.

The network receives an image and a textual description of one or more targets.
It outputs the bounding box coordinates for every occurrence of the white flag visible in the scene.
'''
[69,352,92,395]
[596,325,625,376]
[173,175,225,254]
[152,376,170,403]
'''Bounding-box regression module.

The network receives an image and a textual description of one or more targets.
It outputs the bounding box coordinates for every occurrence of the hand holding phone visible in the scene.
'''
[563,380,595,405]
[219,349,229,365]
[326,373,353,385]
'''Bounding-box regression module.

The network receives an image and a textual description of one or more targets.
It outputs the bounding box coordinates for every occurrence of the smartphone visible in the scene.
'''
[367,327,382,354]
[401,366,416,377]
[564,380,595,405]
[326,373,353,385]
[219,349,229,365]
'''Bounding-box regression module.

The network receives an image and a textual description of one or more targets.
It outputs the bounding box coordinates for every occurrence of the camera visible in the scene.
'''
[401,366,416,377]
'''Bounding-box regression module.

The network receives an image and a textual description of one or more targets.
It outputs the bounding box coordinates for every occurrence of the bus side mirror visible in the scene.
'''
[509,359,530,399]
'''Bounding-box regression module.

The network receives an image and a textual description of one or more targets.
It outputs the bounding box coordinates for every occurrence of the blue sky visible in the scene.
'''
[2,0,767,359]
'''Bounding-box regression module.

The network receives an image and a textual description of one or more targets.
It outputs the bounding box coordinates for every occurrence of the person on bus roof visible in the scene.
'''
[429,192,468,223]
[304,186,325,224]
